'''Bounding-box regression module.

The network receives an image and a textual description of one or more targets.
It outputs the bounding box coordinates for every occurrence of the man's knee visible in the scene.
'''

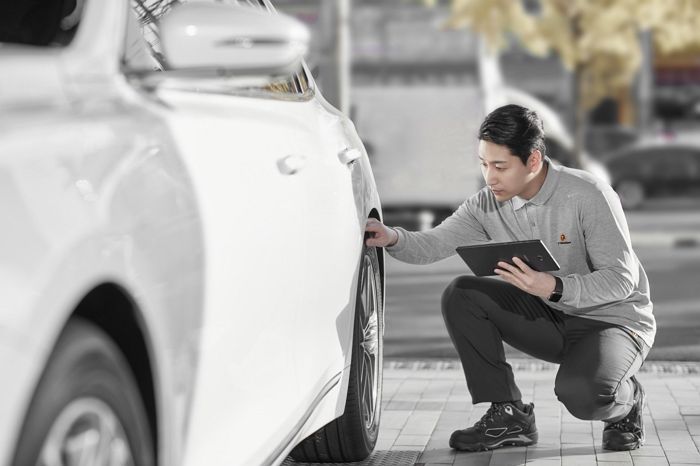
[441,276,482,321]
[555,374,616,421]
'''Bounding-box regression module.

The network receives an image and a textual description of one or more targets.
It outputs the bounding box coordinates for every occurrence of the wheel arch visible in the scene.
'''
[71,282,159,463]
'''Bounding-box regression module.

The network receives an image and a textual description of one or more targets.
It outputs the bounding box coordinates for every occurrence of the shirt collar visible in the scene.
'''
[510,158,560,210]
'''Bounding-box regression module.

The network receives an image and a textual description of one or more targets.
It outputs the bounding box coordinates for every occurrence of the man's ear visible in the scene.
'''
[527,149,542,172]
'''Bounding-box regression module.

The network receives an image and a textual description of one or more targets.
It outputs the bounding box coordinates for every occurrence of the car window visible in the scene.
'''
[667,148,700,177]
[0,0,86,47]
[611,148,664,177]
[640,149,663,165]
[127,0,310,98]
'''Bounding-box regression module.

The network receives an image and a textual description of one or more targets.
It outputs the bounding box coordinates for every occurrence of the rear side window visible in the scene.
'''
[0,0,85,47]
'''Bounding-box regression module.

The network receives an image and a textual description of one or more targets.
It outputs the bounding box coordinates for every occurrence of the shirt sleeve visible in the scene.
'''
[559,186,639,310]
[385,197,490,264]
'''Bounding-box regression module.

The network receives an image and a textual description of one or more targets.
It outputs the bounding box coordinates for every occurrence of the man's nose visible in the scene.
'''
[484,169,498,186]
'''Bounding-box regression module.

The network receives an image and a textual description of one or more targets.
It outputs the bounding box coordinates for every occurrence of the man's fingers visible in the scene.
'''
[495,268,525,290]
[496,261,520,274]
[494,268,514,279]
[512,257,532,272]
[365,219,395,247]
[365,220,385,233]
[366,237,386,247]
[495,269,517,286]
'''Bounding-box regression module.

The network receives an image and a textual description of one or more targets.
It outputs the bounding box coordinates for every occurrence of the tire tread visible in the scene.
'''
[289,247,383,463]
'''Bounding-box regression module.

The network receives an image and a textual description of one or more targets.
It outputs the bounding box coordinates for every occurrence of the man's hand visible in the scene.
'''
[365,218,399,248]
[494,257,557,299]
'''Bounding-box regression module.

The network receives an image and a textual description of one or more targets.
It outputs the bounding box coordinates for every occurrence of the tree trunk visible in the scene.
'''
[573,66,586,169]
[571,10,585,169]
[636,30,654,132]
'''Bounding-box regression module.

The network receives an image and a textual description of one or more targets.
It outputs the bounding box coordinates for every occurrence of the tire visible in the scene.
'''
[12,318,155,466]
[290,246,384,462]
[616,179,645,210]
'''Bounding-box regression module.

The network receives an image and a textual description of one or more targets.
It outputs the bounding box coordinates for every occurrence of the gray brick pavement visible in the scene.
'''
[379,359,700,465]
[287,359,700,466]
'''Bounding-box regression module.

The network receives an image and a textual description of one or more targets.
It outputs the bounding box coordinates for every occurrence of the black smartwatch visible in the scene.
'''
[548,276,563,303]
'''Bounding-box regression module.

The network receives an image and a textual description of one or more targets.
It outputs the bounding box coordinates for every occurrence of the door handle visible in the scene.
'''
[338,147,361,166]
[277,155,307,175]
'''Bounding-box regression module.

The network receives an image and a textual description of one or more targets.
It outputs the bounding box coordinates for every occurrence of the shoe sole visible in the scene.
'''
[602,438,644,451]
[449,432,538,452]
[602,426,646,451]
[602,378,646,451]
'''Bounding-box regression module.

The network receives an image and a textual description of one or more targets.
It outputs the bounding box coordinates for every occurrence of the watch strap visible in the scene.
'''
[548,276,563,303]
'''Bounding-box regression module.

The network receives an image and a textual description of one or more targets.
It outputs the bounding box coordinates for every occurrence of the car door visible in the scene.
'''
[159,89,313,462]
[125,4,314,464]
[288,92,366,405]
[257,0,367,418]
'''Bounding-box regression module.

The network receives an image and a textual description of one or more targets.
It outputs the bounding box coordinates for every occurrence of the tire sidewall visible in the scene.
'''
[348,245,384,450]
[12,318,154,466]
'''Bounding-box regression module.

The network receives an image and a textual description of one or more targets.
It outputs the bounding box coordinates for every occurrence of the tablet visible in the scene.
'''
[456,240,560,277]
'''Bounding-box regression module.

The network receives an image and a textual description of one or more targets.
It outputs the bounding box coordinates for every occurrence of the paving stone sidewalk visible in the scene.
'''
[288,359,700,466]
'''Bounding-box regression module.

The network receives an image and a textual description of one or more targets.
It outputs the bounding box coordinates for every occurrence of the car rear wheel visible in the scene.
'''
[616,179,645,210]
[290,245,384,462]
[12,318,154,466]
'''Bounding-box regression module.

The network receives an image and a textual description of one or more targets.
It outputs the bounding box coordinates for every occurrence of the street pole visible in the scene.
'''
[637,30,654,133]
[318,0,352,115]
[337,0,351,116]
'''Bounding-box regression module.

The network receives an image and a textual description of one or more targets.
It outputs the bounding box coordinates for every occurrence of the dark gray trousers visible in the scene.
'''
[441,275,649,422]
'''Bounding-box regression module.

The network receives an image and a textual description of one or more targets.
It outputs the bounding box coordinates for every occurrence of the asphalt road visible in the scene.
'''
[383,206,700,361]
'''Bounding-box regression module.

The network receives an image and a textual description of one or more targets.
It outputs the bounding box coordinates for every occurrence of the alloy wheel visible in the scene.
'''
[358,253,380,431]
[38,397,134,466]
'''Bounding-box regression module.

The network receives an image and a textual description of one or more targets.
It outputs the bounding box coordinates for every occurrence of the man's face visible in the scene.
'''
[478,140,538,202]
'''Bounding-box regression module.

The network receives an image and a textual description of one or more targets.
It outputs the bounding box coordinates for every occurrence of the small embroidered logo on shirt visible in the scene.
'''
[558,233,571,245]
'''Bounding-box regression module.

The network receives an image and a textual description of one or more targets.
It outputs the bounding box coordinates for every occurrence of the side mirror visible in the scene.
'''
[159,2,309,75]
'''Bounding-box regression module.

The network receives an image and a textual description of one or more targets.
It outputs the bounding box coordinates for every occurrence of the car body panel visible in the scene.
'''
[604,143,700,197]
[0,100,205,466]
[0,1,382,465]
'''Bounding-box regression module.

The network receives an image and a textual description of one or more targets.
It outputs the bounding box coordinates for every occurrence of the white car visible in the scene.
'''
[0,1,384,465]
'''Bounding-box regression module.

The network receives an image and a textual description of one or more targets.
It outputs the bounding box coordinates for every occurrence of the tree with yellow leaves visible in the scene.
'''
[444,0,700,165]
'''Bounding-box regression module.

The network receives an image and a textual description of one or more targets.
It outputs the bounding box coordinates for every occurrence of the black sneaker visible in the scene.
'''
[602,376,646,451]
[449,402,538,451]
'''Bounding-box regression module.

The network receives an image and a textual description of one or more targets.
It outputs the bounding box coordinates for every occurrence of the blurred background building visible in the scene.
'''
[276,0,700,224]
[275,0,700,362]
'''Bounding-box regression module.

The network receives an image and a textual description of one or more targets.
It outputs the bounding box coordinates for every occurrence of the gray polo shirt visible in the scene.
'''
[387,159,655,347]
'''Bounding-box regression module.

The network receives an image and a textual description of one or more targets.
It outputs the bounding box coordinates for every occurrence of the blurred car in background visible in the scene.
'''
[0,0,383,465]
[601,142,700,209]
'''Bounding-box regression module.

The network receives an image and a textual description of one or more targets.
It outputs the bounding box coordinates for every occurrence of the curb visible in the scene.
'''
[385,358,700,374]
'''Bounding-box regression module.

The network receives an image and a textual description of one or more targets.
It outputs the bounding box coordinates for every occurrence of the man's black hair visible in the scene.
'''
[478,104,546,165]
